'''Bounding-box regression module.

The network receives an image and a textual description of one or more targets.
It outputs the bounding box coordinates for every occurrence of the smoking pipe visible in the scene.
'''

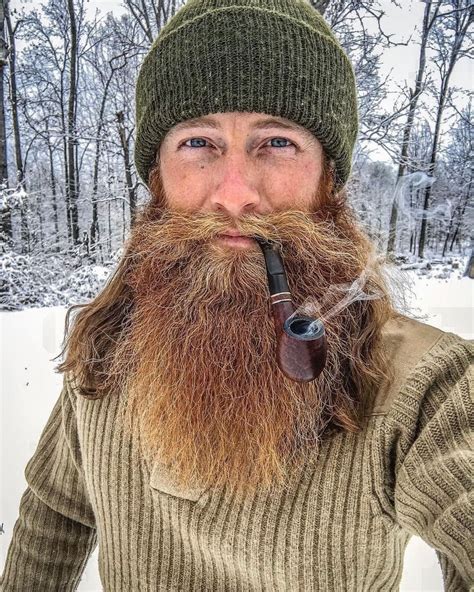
[253,237,327,383]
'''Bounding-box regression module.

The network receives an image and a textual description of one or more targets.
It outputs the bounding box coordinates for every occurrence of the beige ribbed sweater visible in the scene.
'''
[1,315,473,591]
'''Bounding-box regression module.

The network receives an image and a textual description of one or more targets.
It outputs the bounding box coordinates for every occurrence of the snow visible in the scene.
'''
[405,275,473,340]
[1,251,114,311]
[394,257,473,341]
[0,272,472,591]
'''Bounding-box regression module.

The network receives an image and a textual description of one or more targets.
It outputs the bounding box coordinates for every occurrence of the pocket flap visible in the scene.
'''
[150,460,206,502]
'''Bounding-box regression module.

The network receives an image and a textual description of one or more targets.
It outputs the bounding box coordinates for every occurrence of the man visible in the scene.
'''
[1,0,472,590]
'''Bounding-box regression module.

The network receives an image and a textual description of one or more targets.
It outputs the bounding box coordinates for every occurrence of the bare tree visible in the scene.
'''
[66,0,80,245]
[0,0,7,185]
[4,0,30,251]
[20,0,101,252]
[22,2,72,245]
[116,110,137,226]
[318,0,414,166]
[44,117,60,247]
[0,0,12,249]
[441,102,473,257]
[123,0,185,49]
[386,0,442,255]
[4,0,23,188]
[81,13,141,261]
[418,0,473,258]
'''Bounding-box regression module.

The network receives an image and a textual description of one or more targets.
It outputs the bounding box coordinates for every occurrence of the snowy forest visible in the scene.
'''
[0,0,473,310]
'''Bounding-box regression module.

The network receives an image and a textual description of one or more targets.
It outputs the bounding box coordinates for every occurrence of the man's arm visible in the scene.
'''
[382,332,473,590]
[0,375,97,591]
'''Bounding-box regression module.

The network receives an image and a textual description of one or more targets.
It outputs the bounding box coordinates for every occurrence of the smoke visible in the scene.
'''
[289,251,385,332]
[393,172,452,223]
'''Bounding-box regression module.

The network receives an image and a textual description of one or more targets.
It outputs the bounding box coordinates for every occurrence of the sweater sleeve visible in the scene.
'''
[378,332,473,591]
[0,374,97,591]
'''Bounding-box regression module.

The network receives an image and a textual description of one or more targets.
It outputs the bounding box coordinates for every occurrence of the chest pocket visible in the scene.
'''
[150,460,207,502]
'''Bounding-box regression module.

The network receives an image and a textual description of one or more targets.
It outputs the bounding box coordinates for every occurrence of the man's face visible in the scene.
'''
[158,111,325,246]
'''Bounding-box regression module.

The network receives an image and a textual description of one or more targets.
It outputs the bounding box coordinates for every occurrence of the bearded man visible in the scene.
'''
[1,0,473,591]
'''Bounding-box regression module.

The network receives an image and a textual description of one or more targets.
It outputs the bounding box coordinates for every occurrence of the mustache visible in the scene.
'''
[127,208,297,247]
[124,206,351,266]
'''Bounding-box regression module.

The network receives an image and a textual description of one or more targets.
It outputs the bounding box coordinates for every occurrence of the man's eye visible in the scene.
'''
[265,138,294,149]
[182,138,210,149]
[180,137,295,150]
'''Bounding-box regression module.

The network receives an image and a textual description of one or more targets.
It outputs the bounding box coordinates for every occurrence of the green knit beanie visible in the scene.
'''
[134,0,359,190]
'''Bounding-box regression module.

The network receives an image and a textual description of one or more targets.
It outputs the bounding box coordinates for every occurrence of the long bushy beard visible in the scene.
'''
[108,196,396,496]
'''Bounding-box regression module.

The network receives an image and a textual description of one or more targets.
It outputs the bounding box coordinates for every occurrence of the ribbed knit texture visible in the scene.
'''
[1,315,473,591]
[133,0,359,190]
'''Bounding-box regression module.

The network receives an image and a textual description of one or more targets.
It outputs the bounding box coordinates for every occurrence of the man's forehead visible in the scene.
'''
[166,113,317,143]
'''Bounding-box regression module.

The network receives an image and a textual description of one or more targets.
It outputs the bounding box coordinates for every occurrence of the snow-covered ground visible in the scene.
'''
[1,269,472,591]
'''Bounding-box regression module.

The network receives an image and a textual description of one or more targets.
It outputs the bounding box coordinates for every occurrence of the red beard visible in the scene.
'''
[102,192,396,495]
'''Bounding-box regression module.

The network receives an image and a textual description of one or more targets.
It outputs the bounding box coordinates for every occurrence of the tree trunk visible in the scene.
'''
[387,0,438,255]
[418,2,472,259]
[66,0,80,245]
[107,199,112,254]
[45,118,59,251]
[0,0,12,250]
[0,0,7,185]
[442,208,456,258]
[122,198,126,243]
[5,4,22,186]
[5,0,29,252]
[449,184,471,252]
[309,0,331,15]
[418,101,444,259]
[90,73,115,261]
[116,110,137,228]
[36,191,44,251]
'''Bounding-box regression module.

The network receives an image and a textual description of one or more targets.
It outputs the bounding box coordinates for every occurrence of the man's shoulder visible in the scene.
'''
[370,313,449,415]
[381,313,447,366]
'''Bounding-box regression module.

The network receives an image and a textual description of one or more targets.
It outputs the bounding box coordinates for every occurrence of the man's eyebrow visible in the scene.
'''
[168,116,221,135]
[167,116,316,142]
[252,118,316,142]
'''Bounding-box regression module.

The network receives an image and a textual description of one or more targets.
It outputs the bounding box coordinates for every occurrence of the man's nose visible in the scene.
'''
[207,154,261,218]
